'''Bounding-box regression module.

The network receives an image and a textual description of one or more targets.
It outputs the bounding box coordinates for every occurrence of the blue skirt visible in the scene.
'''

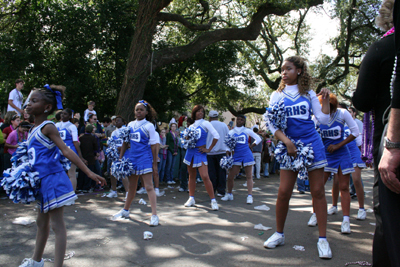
[233,149,255,167]
[282,130,327,171]
[38,171,77,213]
[324,146,354,175]
[128,150,153,175]
[184,147,207,168]
[347,142,366,168]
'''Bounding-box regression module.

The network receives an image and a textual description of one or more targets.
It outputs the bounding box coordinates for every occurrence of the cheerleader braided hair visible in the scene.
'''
[36,84,66,114]
[278,56,314,95]
[136,100,157,122]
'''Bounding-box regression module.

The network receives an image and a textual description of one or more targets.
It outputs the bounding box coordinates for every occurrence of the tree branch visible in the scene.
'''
[153,0,323,69]
[157,12,217,31]
[226,102,266,116]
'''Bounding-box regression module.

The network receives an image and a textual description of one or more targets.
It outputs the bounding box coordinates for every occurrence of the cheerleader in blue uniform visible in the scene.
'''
[55,108,84,192]
[106,116,130,199]
[310,93,359,235]
[327,120,366,220]
[183,105,220,210]
[263,56,333,259]
[112,101,160,226]
[18,85,106,267]
[221,114,261,204]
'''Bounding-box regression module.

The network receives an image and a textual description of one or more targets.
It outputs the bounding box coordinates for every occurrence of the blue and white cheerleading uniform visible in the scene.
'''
[28,121,77,213]
[56,121,79,155]
[316,108,359,175]
[268,85,329,171]
[229,126,261,166]
[183,119,220,167]
[344,126,366,168]
[111,125,126,148]
[125,119,157,175]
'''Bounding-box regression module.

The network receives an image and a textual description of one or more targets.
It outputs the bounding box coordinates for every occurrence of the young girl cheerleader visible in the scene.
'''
[183,105,220,210]
[221,114,261,204]
[308,94,359,234]
[263,56,332,259]
[9,85,106,267]
[55,108,85,192]
[112,100,159,226]
[106,116,130,199]
[327,111,366,220]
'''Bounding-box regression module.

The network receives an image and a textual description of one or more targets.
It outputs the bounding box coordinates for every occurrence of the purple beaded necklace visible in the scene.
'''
[362,27,395,164]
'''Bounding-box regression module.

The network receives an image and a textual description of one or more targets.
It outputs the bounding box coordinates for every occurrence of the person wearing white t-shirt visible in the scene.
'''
[7,78,25,115]
[83,100,97,122]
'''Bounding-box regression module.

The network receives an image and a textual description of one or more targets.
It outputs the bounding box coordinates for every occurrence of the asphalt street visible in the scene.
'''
[0,170,375,267]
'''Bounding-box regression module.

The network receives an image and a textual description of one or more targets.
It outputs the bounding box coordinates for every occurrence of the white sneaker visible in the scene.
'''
[308,213,318,227]
[246,195,253,204]
[19,258,44,267]
[216,193,223,197]
[184,197,195,207]
[341,221,351,234]
[106,190,118,198]
[155,188,165,197]
[178,187,185,192]
[221,193,234,201]
[112,209,130,220]
[211,200,219,210]
[123,192,128,201]
[317,239,332,259]
[196,178,203,183]
[243,181,255,187]
[137,187,146,194]
[356,209,367,220]
[149,215,159,226]
[167,181,174,185]
[263,232,285,248]
[327,206,338,215]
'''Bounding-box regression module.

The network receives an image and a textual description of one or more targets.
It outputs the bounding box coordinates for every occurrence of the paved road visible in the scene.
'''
[0,170,375,266]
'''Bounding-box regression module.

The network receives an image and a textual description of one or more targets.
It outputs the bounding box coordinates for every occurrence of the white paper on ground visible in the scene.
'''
[254,224,272,231]
[293,245,305,251]
[143,231,153,240]
[12,217,35,225]
[254,205,270,211]
[138,198,147,205]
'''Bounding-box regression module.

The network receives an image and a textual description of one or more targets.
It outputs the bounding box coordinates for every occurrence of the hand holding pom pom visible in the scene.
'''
[181,127,200,149]
[220,156,234,170]
[111,157,134,180]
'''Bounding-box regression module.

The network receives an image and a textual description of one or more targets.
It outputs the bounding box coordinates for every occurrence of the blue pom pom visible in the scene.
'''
[11,141,29,168]
[111,157,134,180]
[181,127,200,149]
[264,99,287,131]
[274,139,314,180]
[224,134,237,151]
[106,137,120,161]
[220,155,234,170]
[59,155,71,171]
[119,127,130,143]
[1,163,41,204]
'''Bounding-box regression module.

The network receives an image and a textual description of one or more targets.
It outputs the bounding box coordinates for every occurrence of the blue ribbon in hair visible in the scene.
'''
[44,84,63,110]
[138,100,148,107]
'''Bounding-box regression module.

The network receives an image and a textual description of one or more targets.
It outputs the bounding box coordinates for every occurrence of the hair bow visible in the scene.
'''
[138,100,148,107]
[44,84,63,110]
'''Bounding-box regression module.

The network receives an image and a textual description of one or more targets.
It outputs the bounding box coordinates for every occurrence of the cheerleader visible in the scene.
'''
[183,105,220,210]
[13,85,106,267]
[327,119,366,220]
[309,93,359,234]
[55,108,84,192]
[263,56,332,259]
[221,114,261,204]
[112,101,159,226]
[105,116,130,199]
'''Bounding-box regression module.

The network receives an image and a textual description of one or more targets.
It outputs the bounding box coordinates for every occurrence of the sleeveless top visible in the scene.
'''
[56,121,78,154]
[27,121,64,177]
[128,120,152,159]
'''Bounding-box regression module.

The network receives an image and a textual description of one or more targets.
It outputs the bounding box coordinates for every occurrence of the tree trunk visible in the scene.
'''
[116,0,171,121]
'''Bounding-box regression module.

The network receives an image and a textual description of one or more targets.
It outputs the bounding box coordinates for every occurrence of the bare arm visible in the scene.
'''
[274,130,296,157]
[8,100,24,115]
[43,124,106,186]
[119,142,129,159]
